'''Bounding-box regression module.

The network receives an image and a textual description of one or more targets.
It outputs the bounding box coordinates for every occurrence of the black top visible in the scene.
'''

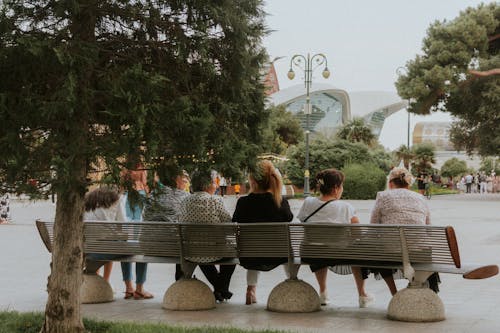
[232,192,293,223]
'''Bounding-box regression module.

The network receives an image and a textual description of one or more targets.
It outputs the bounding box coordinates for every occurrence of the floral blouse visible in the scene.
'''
[370,189,430,225]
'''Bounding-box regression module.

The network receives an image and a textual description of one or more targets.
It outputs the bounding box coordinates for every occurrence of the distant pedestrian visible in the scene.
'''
[0,193,10,224]
[465,173,473,193]
[417,173,426,195]
[234,183,241,197]
[219,175,227,197]
[479,172,487,194]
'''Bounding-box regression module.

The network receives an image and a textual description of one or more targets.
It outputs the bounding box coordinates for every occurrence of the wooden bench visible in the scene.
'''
[36,220,498,321]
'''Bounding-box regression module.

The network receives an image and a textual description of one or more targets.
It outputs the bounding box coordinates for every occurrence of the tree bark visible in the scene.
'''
[41,1,96,331]
[41,171,86,333]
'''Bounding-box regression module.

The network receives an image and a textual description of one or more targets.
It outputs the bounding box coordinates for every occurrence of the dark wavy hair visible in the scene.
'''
[315,169,345,195]
[84,186,120,212]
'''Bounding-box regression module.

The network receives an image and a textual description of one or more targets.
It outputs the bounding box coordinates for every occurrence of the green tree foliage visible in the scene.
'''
[336,117,376,147]
[440,157,468,178]
[479,156,500,175]
[260,105,304,155]
[341,163,387,200]
[0,1,267,332]
[395,3,499,156]
[285,137,391,188]
[411,143,436,175]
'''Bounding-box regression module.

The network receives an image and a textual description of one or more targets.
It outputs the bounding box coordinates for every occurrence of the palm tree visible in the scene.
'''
[411,143,436,175]
[394,145,415,170]
[336,118,376,146]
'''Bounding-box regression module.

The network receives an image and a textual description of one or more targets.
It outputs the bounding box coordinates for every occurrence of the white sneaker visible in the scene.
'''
[359,294,375,308]
[319,292,330,306]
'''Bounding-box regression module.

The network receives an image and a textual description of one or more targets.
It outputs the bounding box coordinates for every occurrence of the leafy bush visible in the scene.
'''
[441,157,468,178]
[285,138,392,188]
[341,163,387,200]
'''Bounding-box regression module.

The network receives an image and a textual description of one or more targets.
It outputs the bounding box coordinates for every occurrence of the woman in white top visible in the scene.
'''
[297,169,373,308]
[84,187,127,283]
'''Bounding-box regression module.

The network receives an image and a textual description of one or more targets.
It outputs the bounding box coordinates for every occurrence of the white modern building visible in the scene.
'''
[267,83,408,138]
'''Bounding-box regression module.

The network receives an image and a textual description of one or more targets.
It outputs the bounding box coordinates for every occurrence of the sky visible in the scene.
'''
[262,0,488,150]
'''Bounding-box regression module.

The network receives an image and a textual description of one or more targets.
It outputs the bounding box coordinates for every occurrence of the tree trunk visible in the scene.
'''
[41,2,96,331]
[41,171,86,333]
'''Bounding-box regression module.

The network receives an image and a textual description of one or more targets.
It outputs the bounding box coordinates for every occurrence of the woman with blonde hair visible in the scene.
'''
[232,160,293,305]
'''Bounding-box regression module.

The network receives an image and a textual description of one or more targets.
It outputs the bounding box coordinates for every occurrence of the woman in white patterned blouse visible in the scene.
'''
[369,167,438,295]
[178,169,235,302]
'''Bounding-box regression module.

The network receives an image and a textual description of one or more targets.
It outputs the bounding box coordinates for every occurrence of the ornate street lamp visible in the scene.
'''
[288,53,330,197]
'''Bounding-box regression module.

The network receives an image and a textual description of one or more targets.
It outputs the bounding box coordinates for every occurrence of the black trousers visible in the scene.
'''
[175,263,236,293]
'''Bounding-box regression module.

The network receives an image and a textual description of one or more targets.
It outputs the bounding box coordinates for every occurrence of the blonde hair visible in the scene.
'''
[249,160,283,207]
[388,167,414,188]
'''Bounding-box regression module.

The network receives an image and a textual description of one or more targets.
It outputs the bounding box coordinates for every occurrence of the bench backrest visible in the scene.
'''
[36,220,461,268]
[238,223,292,258]
[178,223,238,258]
[296,223,460,267]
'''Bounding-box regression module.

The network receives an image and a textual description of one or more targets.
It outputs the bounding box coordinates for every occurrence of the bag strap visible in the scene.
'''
[303,199,335,222]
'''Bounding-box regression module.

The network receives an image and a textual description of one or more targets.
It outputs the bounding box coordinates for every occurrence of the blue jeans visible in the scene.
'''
[89,254,148,284]
[121,262,148,284]
[124,190,146,221]
[122,190,148,284]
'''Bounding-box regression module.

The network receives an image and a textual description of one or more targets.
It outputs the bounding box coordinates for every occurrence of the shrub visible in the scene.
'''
[285,138,392,188]
[341,163,386,200]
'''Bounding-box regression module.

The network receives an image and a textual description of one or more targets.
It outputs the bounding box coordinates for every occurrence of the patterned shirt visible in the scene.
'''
[143,186,190,222]
[178,191,232,262]
[370,189,430,225]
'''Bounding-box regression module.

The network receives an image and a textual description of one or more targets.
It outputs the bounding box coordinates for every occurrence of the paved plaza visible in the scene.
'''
[1,194,499,332]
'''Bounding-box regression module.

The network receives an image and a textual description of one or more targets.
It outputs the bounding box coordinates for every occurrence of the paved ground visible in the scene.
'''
[1,193,500,332]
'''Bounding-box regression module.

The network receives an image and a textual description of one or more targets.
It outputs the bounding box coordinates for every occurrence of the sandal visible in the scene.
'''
[124,291,135,300]
[133,290,154,300]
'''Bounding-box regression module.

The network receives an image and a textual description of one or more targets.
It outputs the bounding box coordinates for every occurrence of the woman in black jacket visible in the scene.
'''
[232,160,293,305]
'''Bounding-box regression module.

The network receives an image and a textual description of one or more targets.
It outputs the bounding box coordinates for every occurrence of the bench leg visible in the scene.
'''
[387,272,444,322]
[163,277,216,311]
[80,273,114,304]
[267,278,320,313]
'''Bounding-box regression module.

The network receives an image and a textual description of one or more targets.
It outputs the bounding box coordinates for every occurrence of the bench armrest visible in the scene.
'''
[412,263,499,279]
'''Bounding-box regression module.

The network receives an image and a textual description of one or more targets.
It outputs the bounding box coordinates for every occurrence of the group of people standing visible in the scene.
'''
[84,159,436,307]
[460,172,497,194]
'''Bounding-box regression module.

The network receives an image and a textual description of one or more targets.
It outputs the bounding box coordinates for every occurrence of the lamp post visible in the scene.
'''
[288,53,330,196]
[396,66,411,149]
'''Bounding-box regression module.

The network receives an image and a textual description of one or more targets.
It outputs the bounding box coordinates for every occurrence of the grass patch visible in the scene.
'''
[0,311,289,333]
[428,186,459,196]
[410,184,460,196]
